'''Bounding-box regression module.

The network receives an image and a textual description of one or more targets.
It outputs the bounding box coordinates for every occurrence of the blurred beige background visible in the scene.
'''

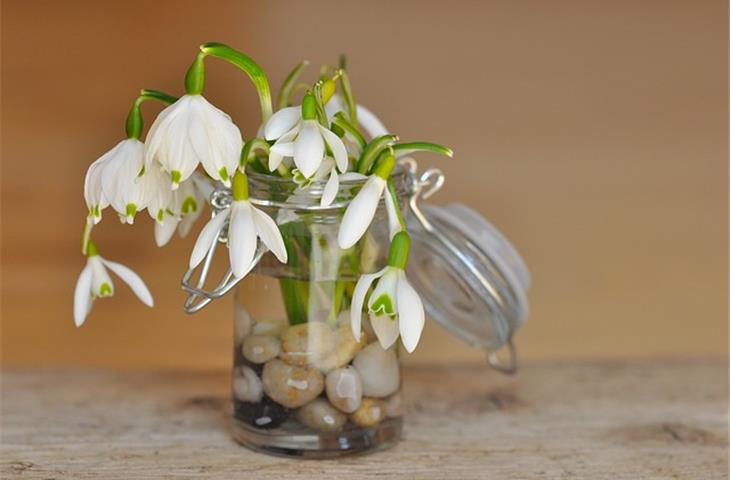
[1,0,727,369]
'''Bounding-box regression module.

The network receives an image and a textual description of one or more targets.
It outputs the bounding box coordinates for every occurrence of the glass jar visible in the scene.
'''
[230,169,411,458]
[180,161,530,457]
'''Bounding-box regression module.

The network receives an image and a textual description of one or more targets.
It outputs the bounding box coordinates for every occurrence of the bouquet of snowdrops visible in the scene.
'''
[74,42,452,354]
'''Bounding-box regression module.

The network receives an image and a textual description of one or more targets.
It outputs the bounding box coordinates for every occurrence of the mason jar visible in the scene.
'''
[181,161,530,458]
[229,168,411,457]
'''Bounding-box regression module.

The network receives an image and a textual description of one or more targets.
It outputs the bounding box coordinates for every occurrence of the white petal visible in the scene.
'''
[102,258,154,307]
[369,314,400,350]
[367,267,399,314]
[396,272,425,353]
[144,96,188,170]
[101,139,146,216]
[84,152,111,222]
[189,209,229,269]
[356,103,389,138]
[264,106,301,141]
[89,256,114,297]
[318,125,348,172]
[73,265,93,327]
[250,204,288,263]
[228,201,257,278]
[339,172,368,182]
[154,216,179,247]
[384,185,401,241]
[293,121,324,179]
[321,168,339,207]
[350,267,388,341]
[337,176,386,249]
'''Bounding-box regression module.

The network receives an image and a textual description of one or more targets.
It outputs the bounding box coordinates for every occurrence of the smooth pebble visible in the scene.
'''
[349,397,386,427]
[325,367,363,413]
[280,322,336,366]
[232,365,263,403]
[352,343,400,398]
[296,398,347,432]
[261,359,324,408]
[242,335,281,364]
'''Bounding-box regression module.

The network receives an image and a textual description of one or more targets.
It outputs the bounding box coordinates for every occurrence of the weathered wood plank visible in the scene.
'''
[1,360,727,479]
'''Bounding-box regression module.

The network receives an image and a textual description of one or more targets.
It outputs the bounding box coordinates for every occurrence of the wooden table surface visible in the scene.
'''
[2,359,727,479]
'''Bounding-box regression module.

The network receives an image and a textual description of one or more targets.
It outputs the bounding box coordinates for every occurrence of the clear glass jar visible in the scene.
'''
[230,169,410,457]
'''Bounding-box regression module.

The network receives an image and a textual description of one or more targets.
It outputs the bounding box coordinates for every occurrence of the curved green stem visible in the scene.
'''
[278,61,309,110]
[125,89,179,139]
[332,112,366,150]
[386,177,407,230]
[392,142,453,158]
[199,42,273,122]
[338,69,358,129]
[356,134,398,174]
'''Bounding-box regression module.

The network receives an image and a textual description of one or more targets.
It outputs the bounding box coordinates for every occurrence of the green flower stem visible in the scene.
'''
[356,134,398,174]
[392,142,454,158]
[387,177,407,230]
[86,239,100,257]
[125,89,179,139]
[232,170,249,201]
[332,112,366,150]
[338,69,358,129]
[81,218,93,255]
[372,149,396,180]
[199,42,273,122]
[277,60,309,110]
[184,52,206,95]
[387,231,411,269]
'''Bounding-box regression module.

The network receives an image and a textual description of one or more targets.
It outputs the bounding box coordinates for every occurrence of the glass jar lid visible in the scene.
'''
[404,168,530,373]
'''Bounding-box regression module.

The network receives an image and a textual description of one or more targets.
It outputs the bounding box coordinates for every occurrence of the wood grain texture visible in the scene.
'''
[2,359,727,479]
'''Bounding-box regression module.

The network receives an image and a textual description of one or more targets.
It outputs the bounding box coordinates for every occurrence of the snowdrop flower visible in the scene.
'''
[264,94,347,179]
[350,232,424,353]
[83,155,109,224]
[189,171,287,278]
[154,173,213,247]
[73,241,153,327]
[324,94,389,139]
[100,138,147,224]
[141,162,174,225]
[144,95,243,189]
[337,152,397,249]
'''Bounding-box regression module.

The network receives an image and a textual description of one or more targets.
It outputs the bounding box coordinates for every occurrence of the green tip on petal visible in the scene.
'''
[99,282,113,297]
[232,170,249,201]
[125,203,137,220]
[387,231,411,269]
[301,93,317,121]
[171,170,182,186]
[156,209,165,222]
[370,293,396,317]
[181,196,197,215]
[218,167,229,182]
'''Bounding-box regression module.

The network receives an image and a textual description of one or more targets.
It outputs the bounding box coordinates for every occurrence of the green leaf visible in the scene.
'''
[332,112,366,150]
[277,60,309,110]
[392,142,453,158]
[339,69,358,129]
[199,42,273,122]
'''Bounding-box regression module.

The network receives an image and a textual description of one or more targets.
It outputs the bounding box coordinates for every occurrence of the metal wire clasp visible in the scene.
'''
[180,189,265,314]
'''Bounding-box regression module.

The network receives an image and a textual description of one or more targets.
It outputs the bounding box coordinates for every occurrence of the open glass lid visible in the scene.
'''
[404,166,531,374]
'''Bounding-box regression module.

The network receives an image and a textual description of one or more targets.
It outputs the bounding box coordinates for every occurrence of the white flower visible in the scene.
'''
[99,138,147,224]
[189,196,287,278]
[337,173,400,249]
[144,95,243,189]
[324,94,389,139]
[263,101,347,179]
[350,266,424,353]
[73,246,153,327]
[84,153,110,224]
[141,162,174,225]
[154,173,213,247]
